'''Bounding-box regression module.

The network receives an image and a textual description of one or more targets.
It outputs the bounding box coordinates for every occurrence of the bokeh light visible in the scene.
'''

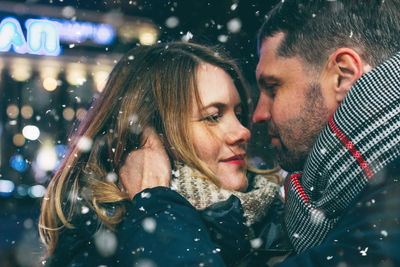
[0,179,15,197]
[139,27,158,45]
[66,63,87,86]
[6,104,19,119]
[11,59,32,82]
[10,154,29,172]
[36,142,57,171]
[62,107,75,121]
[76,108,87,121]
[28,185,46,198]
[22,125,40,141]
[21,105,34,119]
[93,70,110,92]
[13,134,25,147]
[43,77,58,91]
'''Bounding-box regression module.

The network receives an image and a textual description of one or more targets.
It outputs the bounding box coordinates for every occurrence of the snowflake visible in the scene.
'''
[360,247,368,256]
[250,238,263,248]
[142,217,157,233]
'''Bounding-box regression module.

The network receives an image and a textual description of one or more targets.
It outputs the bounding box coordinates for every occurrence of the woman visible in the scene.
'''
[39,42,282,266]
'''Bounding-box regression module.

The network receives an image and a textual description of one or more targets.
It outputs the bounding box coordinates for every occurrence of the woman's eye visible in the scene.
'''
[203,114,221,123]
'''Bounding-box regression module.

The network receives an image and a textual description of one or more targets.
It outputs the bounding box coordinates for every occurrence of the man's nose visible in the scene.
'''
[252,92,272,124]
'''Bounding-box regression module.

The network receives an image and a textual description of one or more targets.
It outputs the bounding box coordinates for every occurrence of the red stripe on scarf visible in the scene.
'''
[285,172,310,204]
[329,117,373,179]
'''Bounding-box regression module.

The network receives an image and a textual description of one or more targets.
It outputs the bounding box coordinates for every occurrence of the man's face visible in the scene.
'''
[253,33,333,172]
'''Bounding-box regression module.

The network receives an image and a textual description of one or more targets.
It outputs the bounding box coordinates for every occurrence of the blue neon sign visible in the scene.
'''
[53,19,115,45]
[0,17,61,56]
[0,17,29,54]
[26,18,61,55]
[0,16,116,57]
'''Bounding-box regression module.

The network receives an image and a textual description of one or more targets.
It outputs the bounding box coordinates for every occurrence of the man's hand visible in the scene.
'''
[119,128,171,199]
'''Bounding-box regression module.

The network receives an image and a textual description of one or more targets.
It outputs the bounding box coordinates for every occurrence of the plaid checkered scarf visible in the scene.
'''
[284,52,400,253]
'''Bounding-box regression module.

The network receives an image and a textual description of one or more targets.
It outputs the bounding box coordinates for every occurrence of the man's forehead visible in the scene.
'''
[256,33,285,77]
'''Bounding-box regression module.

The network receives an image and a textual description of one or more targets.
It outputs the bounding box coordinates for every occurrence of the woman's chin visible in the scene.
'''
[218,173,248,192]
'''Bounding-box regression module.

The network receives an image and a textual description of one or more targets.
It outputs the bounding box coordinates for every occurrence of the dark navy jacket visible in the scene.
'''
[45,158,400,267]
[47,185,288,266]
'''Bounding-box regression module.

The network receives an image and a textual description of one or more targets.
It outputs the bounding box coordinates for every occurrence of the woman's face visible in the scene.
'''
[190,63,251,192]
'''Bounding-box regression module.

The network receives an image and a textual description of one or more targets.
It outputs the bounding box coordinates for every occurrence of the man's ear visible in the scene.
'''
[322,48,365,103]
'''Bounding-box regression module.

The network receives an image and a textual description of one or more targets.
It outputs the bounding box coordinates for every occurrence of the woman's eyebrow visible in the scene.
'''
[200,102,226,111]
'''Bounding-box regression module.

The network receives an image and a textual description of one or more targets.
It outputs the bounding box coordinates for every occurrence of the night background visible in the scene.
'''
[0,0,279,265]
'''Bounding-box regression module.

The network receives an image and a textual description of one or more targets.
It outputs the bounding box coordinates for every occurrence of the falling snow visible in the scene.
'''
[360,247,368,256]
[106,172,118,183]
[165,16,180,28]
[227,18,242,33]
[94,230,118,257]
[250,238,263,249]
[142,217,157,233]
[76,136,93,152]
[182,31,194,42]
[81,205,89,214]
[140,191,151,198]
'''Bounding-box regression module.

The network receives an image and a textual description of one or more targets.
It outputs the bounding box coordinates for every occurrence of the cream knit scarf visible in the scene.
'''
[171,163,279,226]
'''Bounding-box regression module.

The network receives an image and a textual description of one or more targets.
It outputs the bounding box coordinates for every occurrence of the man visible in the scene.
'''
[252,0,400,265]
[119,0,400,266]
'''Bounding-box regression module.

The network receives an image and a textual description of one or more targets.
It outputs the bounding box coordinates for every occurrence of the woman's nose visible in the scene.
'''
[226,120,251,146]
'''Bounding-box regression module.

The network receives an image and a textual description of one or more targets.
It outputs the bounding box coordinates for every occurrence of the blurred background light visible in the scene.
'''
[93,69,110,92]
[0,179,15,197]
[40,60,60,79]
[62,107,75,121]
[22,125,40,141]
[21,105,34,119]
[94,24,115,45]
[16,184,29,197]
[66,63,87,86]
[10,154,28,172]
[76,108,87,121]
[13,133,25,147]
[6,104,19,119]
[55,144,67,158]
[138,28,158,45]
[28,184,46,198]
[42,77,58,91]
[36,141,57,171]
[11,58,32,82]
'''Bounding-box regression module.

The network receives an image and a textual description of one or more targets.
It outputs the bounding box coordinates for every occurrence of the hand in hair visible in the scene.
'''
[119,128,171,199]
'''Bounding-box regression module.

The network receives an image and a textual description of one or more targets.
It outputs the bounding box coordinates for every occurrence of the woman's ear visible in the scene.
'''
[321,48,367,103]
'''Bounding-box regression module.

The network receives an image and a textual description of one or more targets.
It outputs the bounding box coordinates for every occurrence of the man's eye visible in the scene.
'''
[267,84,278,97]
[266,84,278,97]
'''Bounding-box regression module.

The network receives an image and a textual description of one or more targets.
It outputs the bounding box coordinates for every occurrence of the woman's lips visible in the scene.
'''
[223,159,245,166]
[221,154,246,166]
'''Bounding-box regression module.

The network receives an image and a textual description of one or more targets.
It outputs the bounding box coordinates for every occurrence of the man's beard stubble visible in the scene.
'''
[276,82,331,172]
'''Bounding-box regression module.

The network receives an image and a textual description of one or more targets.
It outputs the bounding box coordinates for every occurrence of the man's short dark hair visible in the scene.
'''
[258,0,400,69]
